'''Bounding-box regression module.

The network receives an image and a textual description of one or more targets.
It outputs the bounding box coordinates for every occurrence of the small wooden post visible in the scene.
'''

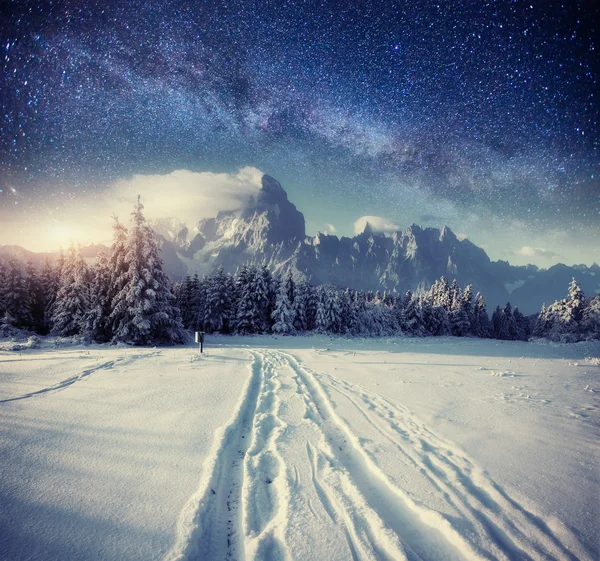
[195,331,205,355]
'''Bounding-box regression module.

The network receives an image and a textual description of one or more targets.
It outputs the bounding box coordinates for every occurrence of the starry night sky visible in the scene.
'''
[1,0,598,265]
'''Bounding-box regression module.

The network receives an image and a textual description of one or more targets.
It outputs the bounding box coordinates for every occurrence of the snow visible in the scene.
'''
[1,336,599,561]
[504,280,525,294]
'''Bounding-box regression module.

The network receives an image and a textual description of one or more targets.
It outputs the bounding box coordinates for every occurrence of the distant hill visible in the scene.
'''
[0,243,108,266]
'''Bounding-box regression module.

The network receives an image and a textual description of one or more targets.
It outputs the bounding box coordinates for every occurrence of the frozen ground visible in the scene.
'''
[0,336,598,561]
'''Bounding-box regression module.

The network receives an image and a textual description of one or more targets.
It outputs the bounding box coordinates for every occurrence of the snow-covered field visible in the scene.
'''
[1,337,598,561]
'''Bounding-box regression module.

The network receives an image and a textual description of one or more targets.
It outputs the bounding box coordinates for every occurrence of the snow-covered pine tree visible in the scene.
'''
[272,281,296,334]
[258,264,274,332]
[39,256,60,333]
[84,249,113,342]
[174,274,194,329]
[284,269,296,306]
[532,304,548,338]
[497,302,516,340]
[462,285,474,332]
[450,285,470,337]
[431,276,452,312]
[564,278,585,334]
[187,273,201,330]
[110,197,186,345]
[491,306,503,339]
[428,303,450,336]
[512,307,529,341]
[236,265,260,334]
[293,279,310,332]
[402,291,422,335]
[0,259,6,315]
[25,260,45,333]
[315,285,341,333]
[50,244,89,337]
[393,294,406,334]
[472,293,491,338]
[339,288,358,335]
[204,265,234,333]
[3,257,32,329]
[449,279,460,307]
[0,310,18,339]
[582,295,600,340]
[107,215,129,334]
[304,282,317,331]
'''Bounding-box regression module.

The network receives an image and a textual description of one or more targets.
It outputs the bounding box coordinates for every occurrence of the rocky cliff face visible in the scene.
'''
[155,174,599,315]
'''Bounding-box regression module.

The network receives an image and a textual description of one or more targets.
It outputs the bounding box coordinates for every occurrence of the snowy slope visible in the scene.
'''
[0,345,251,561]
[1,337,599,561]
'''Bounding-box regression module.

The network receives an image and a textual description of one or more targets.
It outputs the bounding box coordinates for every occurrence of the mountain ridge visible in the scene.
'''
[155,174,599,315]
[2,174,598,315]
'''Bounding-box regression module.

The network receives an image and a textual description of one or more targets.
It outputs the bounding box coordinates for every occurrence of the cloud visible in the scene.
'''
[106,166,263,224]
[323,223,337,234]
[0,167,265,252]
[353,216,400,235]
[515,246,558,259]
[456,232,468,241]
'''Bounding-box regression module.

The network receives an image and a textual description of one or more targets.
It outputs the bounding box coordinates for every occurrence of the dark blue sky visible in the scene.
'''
[1,0,598,264]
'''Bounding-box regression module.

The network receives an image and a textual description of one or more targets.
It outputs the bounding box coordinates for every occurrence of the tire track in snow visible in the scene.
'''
[296,357,592,561]
[0,350,164,404]
[242,350,289,560]
[167,352,264,561]
[278,350,474,561]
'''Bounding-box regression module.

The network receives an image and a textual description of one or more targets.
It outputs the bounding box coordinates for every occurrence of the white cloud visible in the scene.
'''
[353,215,400,235]
[0,167,265,252]
[106,166,263,224]
[515,246,558,259]
[456,232,468,241]
[323,223,337,234]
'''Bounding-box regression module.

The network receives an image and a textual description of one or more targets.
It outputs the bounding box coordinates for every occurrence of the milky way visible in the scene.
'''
[0,1,598,260]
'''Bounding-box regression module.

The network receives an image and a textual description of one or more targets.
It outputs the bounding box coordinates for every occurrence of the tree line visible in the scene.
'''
[0,197,185,345]
[1,200,598,345]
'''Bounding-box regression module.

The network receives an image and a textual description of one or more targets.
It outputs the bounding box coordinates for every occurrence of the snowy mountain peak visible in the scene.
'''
[439,225,457,242]
[144,174,599,315]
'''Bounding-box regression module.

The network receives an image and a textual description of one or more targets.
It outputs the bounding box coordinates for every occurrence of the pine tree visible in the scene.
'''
[497,302,515,340]
[236,265,261,334]
[315,285,341,333]
[107,215,129,334]
[175,274,194,329]
[272,281,296,334]
[284,269,296,306]
[450,285,470,337]
[293,279,310,332]
[84,250,113,342]
[111,197,186,345]
[193,276,208,331]
[491,306,503,339]
[51,245,89,336]
[25,260,45,333]
[402,291,422,335]
[3,257,32,329]
[582,295,600,340]
[205,265,233,333]
[512,307,529,341]
[39,256,60,333]
[0,310,18,338]
[564,278,585,334]
[472,293,491,338]
[257,264,274,332]
[0,259,7,316]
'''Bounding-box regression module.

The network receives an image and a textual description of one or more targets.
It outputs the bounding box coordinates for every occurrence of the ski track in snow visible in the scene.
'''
[168,349,592,561]
[0,350,163,403]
